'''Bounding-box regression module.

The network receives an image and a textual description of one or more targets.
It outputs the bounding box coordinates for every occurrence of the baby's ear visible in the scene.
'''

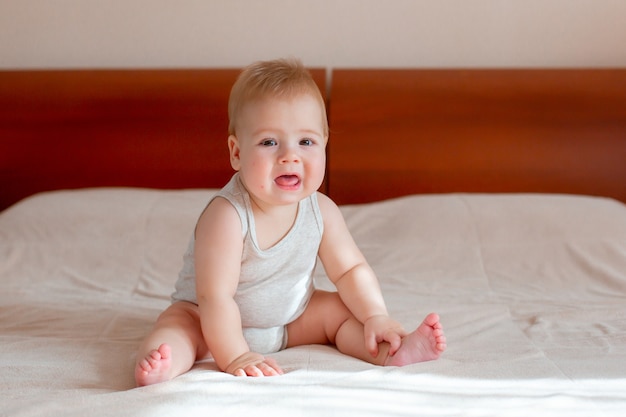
[228,135,241,171]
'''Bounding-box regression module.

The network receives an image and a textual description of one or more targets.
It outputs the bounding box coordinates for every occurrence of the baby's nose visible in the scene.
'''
[279,145,301,163]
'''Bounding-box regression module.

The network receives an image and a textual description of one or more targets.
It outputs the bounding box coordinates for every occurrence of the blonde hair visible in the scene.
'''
[228,58,328,137]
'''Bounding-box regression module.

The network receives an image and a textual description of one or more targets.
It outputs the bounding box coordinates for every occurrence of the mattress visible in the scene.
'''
[1,188,626,416]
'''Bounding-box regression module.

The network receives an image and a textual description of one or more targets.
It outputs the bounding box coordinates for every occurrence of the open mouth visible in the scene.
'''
[274,174,301,188]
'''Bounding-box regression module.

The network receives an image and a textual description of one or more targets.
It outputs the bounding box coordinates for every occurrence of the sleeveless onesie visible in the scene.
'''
[171,173,323,353]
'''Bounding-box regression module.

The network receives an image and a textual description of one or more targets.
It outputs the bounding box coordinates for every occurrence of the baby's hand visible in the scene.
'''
[364,315,407,357]
[225,352,284,377]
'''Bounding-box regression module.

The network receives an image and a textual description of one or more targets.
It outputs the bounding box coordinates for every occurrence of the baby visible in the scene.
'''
[135,58,446,385]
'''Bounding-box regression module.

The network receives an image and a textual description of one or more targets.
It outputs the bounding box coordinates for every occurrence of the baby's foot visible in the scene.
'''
[385,313,446,366]
[135,343,172,386]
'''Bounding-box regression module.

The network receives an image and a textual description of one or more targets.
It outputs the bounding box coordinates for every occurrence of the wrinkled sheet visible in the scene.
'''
[1,188,625,417]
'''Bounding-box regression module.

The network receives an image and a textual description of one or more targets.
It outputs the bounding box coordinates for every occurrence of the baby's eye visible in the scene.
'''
[300,138,314,146]
[261,138,277,146]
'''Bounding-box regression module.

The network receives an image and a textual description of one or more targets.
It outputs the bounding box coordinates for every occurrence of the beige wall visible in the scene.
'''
[1,0,625,69]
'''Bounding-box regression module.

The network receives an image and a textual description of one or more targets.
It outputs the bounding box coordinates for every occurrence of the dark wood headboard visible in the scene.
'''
[327,69,626,205]
[1,68,625,211]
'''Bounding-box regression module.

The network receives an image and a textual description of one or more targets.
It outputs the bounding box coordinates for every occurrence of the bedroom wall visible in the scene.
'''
[1,0,625,70]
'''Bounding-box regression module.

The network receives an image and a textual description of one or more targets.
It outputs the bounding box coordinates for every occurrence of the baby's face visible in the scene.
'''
[228,93,327,208]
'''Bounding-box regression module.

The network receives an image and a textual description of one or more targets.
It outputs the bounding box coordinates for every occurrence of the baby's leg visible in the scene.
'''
[286,291,391,364]
[135,301,207,386]
[286,291,446,366]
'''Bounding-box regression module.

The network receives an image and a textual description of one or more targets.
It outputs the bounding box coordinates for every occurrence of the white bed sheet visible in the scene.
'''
[1,188,626,417]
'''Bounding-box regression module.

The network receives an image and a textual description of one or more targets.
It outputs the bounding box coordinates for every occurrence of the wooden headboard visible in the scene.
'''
[1,68,625,211]
[327,69,626,205]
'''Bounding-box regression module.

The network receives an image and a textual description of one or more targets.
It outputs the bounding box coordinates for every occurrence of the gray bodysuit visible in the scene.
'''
[171,173,323,353]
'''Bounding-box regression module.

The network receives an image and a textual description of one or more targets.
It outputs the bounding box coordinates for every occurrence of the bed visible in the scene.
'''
[1,68,626,416]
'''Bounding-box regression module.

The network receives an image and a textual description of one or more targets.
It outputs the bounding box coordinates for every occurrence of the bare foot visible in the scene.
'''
[385,313,446,366]
[135,343,173,386]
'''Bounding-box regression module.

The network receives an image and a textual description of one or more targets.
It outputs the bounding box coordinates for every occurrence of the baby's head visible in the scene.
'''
[228,58,328,139]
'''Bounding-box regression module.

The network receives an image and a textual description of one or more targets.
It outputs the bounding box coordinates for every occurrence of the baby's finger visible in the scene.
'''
[263,357,284,375]
[241,364,264,377]
[365,333,379,357]
[258,362,280,376]
[386,332,403,356]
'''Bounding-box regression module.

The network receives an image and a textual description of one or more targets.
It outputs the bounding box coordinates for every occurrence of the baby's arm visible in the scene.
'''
[316,193,407,356]
[194,197,282,376]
